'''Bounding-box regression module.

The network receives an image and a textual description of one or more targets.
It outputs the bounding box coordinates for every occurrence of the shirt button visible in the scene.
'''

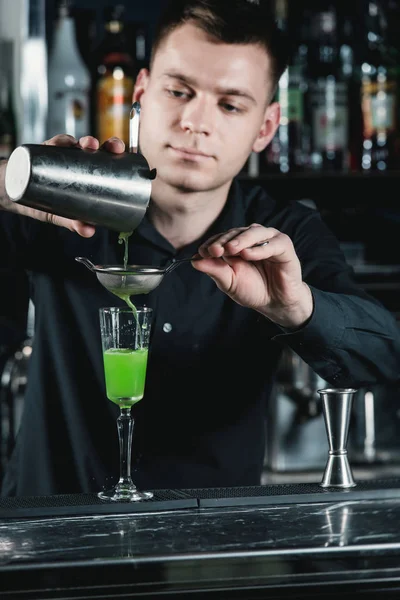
[163,322,172,333]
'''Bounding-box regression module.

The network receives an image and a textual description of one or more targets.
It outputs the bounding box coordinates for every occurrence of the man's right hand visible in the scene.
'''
[0,134,126,237]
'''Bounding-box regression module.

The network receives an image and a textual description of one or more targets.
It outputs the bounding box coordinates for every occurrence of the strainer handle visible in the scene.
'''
[164,255,202,274]
[75,256,97,272]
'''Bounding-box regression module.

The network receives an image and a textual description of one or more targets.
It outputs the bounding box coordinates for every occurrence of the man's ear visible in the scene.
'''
[252,102,280,153]
[132,68,150,103]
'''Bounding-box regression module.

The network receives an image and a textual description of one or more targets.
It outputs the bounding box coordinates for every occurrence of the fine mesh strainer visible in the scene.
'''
[75,241,269,297]
[75,256,198,296]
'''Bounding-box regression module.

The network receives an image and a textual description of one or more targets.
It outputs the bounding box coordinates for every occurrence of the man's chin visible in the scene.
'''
[160,170,215,193]
[173,180,209,193]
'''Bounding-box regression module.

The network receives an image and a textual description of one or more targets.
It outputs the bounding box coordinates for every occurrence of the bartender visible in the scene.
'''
[0,0,399,497]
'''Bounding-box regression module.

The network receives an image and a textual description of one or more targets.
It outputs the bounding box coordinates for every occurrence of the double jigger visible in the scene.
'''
[318,387,357,488]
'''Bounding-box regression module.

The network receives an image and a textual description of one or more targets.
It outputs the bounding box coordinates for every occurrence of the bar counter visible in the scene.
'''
[2,481,400,599]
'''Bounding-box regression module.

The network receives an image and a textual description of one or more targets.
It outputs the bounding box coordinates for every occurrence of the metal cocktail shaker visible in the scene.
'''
[4,144,156,233]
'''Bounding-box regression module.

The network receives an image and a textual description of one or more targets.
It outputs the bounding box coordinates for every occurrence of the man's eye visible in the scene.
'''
[167,89,188,99]
[221,103,241,113]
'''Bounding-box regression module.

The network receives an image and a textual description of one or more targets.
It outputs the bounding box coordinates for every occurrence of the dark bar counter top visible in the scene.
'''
[3,481,400,599]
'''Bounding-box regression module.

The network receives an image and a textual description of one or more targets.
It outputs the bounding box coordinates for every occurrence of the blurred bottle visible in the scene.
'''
[359,1,399,171]
[0,41,17,158]
[47,0,91,140]
[385,0,400,166]
[264,0,310,173]
[340,8,363,172]
[305,3,350,172]
[92,4,135,147]
[132,24,148,72]
[19,0,48,144]
[0,78,16,159]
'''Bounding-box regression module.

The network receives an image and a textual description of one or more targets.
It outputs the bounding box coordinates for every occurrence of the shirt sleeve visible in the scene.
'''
[268,203,400,388]
[272,286,400,387]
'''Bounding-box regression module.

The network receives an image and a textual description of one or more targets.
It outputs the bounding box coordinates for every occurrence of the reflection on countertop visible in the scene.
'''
[3,493,400,598]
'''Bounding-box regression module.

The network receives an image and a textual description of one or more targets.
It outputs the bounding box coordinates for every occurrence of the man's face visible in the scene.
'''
[135,23,276,195]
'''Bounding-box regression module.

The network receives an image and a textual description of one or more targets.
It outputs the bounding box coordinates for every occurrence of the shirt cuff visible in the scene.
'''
[271,286,346,349]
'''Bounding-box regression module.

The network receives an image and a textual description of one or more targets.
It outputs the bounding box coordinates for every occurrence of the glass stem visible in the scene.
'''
[117,407,134,487]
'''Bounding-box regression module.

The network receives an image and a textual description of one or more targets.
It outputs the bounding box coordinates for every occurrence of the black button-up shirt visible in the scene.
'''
[1,179,399,496]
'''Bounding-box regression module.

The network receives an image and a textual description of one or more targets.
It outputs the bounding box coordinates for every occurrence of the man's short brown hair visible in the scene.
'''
[151,0,289,102]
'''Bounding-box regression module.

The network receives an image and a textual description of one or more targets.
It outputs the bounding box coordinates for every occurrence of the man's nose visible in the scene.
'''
[180,97,213,135]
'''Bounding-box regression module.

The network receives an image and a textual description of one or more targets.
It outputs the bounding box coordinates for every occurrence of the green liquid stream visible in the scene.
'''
[117,229,140,317]
[118,231,132,270]
[116,231,143,346]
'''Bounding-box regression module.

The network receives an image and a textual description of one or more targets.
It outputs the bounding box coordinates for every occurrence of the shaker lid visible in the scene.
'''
[5,145,32,202]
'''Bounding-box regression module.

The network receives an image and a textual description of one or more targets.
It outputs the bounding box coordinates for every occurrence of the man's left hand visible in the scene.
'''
[193,223,313,329]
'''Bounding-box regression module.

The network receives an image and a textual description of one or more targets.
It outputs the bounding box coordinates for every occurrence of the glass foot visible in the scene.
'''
[98,483,153,502]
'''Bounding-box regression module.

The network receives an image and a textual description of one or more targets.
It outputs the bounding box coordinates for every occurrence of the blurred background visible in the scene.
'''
[0,0,399,484]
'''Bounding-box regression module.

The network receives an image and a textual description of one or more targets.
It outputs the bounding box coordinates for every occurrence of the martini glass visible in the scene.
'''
[98,306,153,501]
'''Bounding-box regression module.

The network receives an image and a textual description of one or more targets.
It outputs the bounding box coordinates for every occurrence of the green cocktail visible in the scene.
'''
[103,347,148,408]
[98,306,153,502]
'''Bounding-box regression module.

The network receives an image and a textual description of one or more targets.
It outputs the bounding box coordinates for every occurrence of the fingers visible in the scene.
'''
[240,232,294,264]
[43,134,101,151]
[197,226,257,258]
[100,137,125,154]
[42,134,125,154]
[43,134,79,147]
[198,224,280,258]
[77,136,100,150]
[191,255,235,291]
[71,221,96,238]
[46,214,96,238]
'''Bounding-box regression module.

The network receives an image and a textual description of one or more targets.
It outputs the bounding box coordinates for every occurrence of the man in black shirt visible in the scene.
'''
[0,0,399,496]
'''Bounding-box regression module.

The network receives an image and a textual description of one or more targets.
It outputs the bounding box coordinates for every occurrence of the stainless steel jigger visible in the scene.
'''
[318,388,357,488]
